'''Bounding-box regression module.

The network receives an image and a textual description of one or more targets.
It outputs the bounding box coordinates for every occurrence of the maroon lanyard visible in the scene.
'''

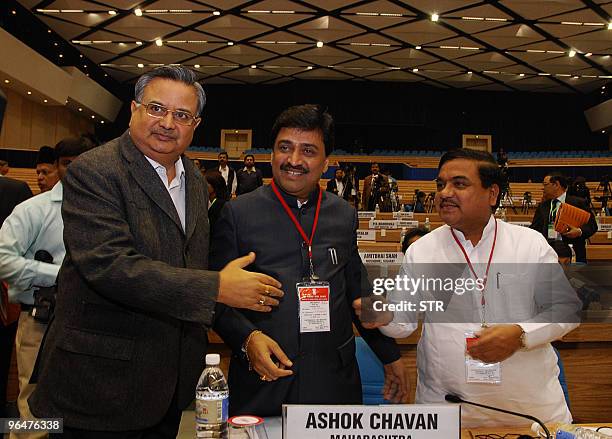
[271,180,323,278]
[450,219,498,326]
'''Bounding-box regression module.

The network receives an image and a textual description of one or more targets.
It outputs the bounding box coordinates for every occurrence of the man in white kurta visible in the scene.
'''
[369,149,580,427]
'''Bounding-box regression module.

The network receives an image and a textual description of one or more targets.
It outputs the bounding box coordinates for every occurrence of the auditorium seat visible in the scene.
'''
[355,337,388,405]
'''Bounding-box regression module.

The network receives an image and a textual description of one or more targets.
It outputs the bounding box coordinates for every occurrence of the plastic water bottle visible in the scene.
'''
[375,203,380,215]
[424,217,431,231]
[569,244,576,264]
[195,354,229,438]
[400,227,407,244]
[555,424,612,438]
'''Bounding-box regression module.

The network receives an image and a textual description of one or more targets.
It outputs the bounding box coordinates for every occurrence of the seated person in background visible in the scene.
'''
[401,227,429,253]
[413,191,426,213]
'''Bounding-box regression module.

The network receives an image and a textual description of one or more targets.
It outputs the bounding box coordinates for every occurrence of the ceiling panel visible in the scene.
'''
[13,0,609,90]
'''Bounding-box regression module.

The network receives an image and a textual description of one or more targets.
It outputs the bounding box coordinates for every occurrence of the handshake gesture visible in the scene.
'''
[217,252,284,312]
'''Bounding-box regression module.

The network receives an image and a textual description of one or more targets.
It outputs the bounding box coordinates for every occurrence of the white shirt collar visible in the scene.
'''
[144,156,185,187]
[450,214,496,249]
[557,191,567,203]
[49,181,63,202]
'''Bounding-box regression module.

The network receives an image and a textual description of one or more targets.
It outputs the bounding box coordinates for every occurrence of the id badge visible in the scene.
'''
[296,281,330,333]
[465,331,501,384]
[548,224,560,240]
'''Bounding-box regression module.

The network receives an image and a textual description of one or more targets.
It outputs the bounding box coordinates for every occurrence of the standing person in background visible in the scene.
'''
[363,162,390,211]
[218,151,237,197]
[205,171,229,230]
[530,173,597,263]
[326,168,349,200]
[236,154,263,196]
[35,146,60,193]
[0,161,32,419]
[0,137,94,439]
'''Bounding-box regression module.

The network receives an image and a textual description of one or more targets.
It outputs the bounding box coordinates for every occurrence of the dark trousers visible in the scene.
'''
[58,392,182,439]
[1,321,17,417]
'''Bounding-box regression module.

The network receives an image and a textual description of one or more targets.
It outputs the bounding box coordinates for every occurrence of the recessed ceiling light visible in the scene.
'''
[137,63,144,68]
[213,11,221,16]
[78,107,83,111]
[316,41,324,48]
[569,50,576,57]
[227,41,234,46]
[101,120,105,124]
[3,79,9,84]
[307,66,313,70]
[134,8,142,16]
[412,68,419,72]
[585,52,592,57]
[602,130,606,134]
[155,39,163,46]
[43,99,48,103]
[251,64,257,68]
[194,64,200,68]
[415,45,421,50]
[59,54,63,58]
[431,13,439,22]
[27,91,32,95]
[467,71,472,74]
[519,73,525,77]
[136,41,143,46]
[91,115,95,119]
[572,76,579,79]
[108,10,117,15]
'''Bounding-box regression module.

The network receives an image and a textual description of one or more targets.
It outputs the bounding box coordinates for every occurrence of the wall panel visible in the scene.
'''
[0,86,94,150]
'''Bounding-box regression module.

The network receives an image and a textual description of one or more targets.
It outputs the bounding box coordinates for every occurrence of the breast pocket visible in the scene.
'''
[496,273,537,322]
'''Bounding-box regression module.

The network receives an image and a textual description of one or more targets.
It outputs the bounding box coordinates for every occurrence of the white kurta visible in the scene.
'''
[381,215,580,427]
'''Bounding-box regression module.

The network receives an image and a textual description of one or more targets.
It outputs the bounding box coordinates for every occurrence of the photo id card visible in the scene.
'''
[465,332,502,384]
[296,281,330,333]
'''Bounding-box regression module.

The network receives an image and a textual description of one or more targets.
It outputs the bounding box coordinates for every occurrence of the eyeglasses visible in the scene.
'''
[135,102,199,126]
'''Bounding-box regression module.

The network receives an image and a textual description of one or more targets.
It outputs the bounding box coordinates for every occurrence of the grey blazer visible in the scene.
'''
[30,131,220,431]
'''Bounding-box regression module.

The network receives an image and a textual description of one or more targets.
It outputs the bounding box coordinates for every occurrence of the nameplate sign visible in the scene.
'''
[282,404,460,439]
[359,252,404,264]
[509,221,531,227]
[357,230,376,241]
[393,211,414,219]
[358,211,377,219]
[369,220,400,229]
[398,220,419,228]
[599,223,612,232]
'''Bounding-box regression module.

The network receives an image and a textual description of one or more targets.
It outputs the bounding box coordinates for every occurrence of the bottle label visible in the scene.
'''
[196,397,228,424]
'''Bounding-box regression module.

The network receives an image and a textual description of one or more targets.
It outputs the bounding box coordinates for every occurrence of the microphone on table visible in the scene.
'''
[444,394,551,439]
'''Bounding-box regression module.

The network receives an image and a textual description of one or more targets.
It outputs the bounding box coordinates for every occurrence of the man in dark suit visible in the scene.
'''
[0,167,32,418]
[29,66,283,438]
[326,168,350,200]
[362,162,391,211]
[218,151,236,196]
[211,105,409,417]
[530,173,597,263]
[236,154,263,195]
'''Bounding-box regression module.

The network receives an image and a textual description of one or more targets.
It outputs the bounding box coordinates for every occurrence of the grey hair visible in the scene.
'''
[134,66,206,116]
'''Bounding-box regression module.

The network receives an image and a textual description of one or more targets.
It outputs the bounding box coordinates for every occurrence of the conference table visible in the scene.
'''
[177,411,611,438]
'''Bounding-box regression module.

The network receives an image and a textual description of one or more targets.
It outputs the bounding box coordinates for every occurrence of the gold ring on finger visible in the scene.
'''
[265,286,270,295]
[258,297,265,305]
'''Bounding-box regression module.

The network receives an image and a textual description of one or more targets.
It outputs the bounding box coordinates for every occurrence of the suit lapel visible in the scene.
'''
[183,157,203,243]
[119,132,184,233]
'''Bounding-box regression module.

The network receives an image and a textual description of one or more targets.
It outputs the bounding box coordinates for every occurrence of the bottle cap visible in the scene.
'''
[206,353,221,365]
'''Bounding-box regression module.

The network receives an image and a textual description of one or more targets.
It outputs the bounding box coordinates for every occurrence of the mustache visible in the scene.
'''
[439,198,459,207]
[151,129,177,139]
[281,164,308,174]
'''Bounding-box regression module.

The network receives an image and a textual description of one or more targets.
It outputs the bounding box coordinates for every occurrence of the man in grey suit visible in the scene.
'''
[30,66,283,438]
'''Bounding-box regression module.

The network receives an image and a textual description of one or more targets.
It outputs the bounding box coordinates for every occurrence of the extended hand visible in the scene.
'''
[352,297,393,329]
[218,252,283,312]
[247,332,293,381]
[467,324,523,363]
[383,358,410,403]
